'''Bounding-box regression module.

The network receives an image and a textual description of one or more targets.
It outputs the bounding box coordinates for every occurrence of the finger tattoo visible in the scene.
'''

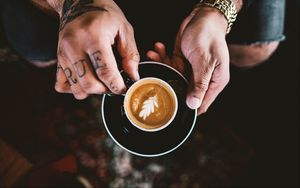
[56,64,64,82]
[91,50,106,70]
[57,63,63,73]
[110,82,118,92]
[73,59,86,78]
[64,67,78,84]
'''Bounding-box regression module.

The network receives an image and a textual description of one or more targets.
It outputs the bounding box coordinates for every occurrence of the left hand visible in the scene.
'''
[147,6,230,115]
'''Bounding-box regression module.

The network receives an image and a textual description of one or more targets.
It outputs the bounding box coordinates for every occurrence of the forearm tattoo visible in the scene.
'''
[60,0,108,30]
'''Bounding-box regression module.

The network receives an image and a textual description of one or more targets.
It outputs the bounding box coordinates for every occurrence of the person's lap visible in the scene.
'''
[0,0,285,66]
[227,0,285,67]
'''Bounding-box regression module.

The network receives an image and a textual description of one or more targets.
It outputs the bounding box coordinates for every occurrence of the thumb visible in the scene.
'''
[186,52,214,110]
[118,25,140,81]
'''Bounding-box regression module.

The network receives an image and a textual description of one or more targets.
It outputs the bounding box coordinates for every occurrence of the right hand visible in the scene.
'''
[54,0,140,99]
[147,7,230,115]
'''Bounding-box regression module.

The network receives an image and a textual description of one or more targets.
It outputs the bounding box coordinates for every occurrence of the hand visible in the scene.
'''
[54,0,140,99]
[147,6,230,115]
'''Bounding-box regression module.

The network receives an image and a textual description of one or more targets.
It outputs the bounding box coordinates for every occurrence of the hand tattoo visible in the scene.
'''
[110,82,118,92]
[57,63,63,73]
[73,59,87,78]
[60,0,108,31]
[90,50,106,70]
[64,67,78,84]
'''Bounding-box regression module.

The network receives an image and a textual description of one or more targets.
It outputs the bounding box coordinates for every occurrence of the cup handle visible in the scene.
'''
[106,71,135,97]
[121,71,135,88]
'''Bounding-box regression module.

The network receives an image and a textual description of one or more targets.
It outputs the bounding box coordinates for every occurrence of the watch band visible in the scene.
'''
[198,0,238,33]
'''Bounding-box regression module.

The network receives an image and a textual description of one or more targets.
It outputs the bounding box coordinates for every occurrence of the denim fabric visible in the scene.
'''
[243,0,256,8]
[0,0,59,61]
[227,0,286,44]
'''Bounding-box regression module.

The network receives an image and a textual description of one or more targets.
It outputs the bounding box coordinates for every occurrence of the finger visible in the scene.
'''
[186,52,215,110]
[57,49,88,100]
[154,42,167,60]
[55,62,72,93]
[88,45,126,94]
[171,55,186,75]
[72,57,108,94]
[146,50,162,62]
[198,63,230,115]
[118,24,140,81]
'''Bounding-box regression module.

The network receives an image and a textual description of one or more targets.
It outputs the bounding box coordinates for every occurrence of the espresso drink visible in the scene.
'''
[124,78,177,131]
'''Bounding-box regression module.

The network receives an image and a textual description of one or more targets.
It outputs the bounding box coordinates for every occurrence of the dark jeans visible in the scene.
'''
[0,0,285,62]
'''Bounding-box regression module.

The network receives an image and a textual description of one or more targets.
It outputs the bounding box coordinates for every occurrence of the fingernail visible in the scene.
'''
[186,96,201,109]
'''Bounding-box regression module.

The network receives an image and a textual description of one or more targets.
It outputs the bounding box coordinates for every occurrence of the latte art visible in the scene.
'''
[139,96,158,120]
[124,78,178,131]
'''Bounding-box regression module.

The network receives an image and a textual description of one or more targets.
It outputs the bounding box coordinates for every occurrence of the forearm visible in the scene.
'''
[232,0,243,12]
[46,0,113,16]
[30,0,58,16]
[46,0,64,15]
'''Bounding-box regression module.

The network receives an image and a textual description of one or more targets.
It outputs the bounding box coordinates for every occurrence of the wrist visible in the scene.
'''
[47,0,112,17]
[196,6,228,35]
[197,0,238,34]
[46,0,64,15]
[232,0,243,12]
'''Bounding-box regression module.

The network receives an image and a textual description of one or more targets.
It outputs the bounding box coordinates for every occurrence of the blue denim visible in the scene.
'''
[0,0,59,61]
[227,0,286,44]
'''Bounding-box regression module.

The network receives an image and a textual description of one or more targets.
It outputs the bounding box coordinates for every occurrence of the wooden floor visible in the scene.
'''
[0,138,32,187]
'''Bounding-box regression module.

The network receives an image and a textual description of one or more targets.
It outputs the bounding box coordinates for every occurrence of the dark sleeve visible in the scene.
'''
[243,0,256,8]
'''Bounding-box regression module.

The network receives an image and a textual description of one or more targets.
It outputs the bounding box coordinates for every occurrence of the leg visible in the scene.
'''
[226,0,285,68]
[0,0,59,67]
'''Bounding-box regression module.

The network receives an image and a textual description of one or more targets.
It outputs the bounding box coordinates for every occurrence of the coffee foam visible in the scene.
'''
[125,79,177,130]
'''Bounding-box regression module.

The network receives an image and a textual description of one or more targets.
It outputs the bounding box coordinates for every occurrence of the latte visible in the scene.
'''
[124,78,178,131]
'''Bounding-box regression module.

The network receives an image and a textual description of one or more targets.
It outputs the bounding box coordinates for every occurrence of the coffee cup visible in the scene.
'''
[123,77,178,132]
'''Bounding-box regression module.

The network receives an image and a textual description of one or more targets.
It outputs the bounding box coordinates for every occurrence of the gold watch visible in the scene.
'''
[198,0,238,33]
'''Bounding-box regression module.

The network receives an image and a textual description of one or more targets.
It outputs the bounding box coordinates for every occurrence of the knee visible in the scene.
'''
[229,42,279,68]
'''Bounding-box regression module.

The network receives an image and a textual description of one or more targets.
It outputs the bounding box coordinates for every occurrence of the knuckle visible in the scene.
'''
[99,86,108,94]
[95,66,112,79]
[126,22,134,33]
[73,91,88,100]
[59,36,74,50]
[74,94,88,100]
[194,81,209,92]
[57,48,66,60]
[60,31,83,49]
[79,14,98,28]
[202,65,212,76]
[76,24,97,38]
[55,82,66,93]
[80,80,95,93]
[109,77,125,94]
[60,29,74,39]
[131,52,140,61]
[125,51,140,62]
[224,74,230,85]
